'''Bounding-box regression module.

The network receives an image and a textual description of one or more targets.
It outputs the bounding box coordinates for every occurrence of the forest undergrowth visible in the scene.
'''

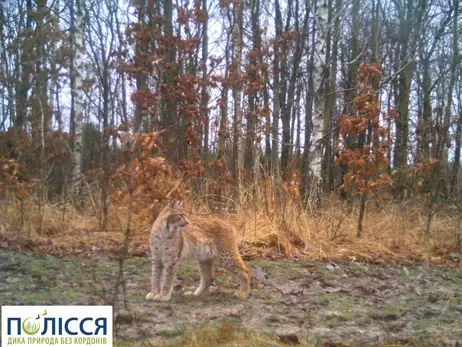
[0,185,460,266]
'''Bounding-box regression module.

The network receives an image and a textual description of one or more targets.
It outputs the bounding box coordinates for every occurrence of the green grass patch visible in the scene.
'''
[178,264,199,277]
[157,327,184,337]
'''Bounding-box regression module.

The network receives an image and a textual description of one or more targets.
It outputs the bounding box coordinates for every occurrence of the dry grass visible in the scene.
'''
[145,323,313,347]
[0,188,460,265]
[236,192,461,264]
[0,199,150,257]
[117,322,432,347]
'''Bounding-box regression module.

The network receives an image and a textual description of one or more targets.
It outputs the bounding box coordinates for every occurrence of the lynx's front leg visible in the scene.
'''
[146,260,162,301]
[153,261,180,301]
[184,260,213,297]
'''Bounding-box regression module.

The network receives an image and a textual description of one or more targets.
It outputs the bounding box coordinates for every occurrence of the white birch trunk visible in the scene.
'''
[72,0,85,205]
[310,0,328,185]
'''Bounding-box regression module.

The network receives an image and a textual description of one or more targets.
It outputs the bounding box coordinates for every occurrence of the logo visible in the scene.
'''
[1,306,112,346]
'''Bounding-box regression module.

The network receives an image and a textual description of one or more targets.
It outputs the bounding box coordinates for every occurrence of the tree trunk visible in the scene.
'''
[416,4,449,159]
[71,0,86,206]
[309,0,329,205]
[100,49,110,230]
[200,0,209,157]
[420,56,432,157]
[244,0,261,179]
[301,11,316,202]
[35,0,48,203]
[15,0,33,135]
[115,5,128,126]
[271,0,283,180]
[0,0,5,129]
[393,0,419,170]
[291,83,302,160]
[322,0,339,191]
[163,0,179,161]
[134,0,147,131]
[69,0,75,140]
[282,0,307,177]
[263,69,271,170]
[342,0,359,148]
[279,0,293,177]
[453,88,462,195]
[232,0,243,201]
[0,0,13,131]
[49,0,60,133]
[447,0,459,193]
[0,0,4,77]
[218,10,231,159]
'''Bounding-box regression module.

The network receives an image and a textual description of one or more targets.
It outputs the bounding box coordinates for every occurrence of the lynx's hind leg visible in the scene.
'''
[196,260,214,296]
[218,253,250,298]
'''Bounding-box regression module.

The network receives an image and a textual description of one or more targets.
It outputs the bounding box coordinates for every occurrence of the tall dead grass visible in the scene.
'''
[234,190,461,264]
[0,184,460,264]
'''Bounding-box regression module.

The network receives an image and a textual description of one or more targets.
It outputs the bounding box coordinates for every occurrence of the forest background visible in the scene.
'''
[0,0,461,264]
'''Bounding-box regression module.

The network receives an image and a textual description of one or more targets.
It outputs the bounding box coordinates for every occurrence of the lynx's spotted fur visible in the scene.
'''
[146,200,250,301]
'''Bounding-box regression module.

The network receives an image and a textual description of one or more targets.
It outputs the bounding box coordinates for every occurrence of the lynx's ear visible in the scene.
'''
[169,199,180,209]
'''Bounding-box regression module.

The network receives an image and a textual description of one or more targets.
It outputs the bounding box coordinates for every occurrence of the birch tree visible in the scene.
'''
[72,0,86,205]
[308,0,329,204]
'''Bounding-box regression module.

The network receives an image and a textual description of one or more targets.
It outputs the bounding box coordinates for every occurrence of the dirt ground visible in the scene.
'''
[0,249,461,346]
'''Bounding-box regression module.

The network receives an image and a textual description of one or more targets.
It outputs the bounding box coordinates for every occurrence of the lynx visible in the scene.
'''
[146,200,250,301]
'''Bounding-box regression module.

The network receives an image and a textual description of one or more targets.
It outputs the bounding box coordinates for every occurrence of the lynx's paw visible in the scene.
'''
[184,291,195,296]
[146,292,157,301]
[152,294,171,301]
[234,291,249,298]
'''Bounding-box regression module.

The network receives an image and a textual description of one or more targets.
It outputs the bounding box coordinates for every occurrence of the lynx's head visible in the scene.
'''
[164,212,188,232]
[160,200,188,232]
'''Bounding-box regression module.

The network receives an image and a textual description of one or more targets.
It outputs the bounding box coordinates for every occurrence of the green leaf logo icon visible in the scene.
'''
[22,317,40,335]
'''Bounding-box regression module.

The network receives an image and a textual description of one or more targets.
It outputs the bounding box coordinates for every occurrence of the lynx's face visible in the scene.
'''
[164,213,188,232]
[155,200,188,233]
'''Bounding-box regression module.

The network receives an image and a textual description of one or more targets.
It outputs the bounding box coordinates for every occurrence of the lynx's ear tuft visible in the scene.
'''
[169,199,181,209]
